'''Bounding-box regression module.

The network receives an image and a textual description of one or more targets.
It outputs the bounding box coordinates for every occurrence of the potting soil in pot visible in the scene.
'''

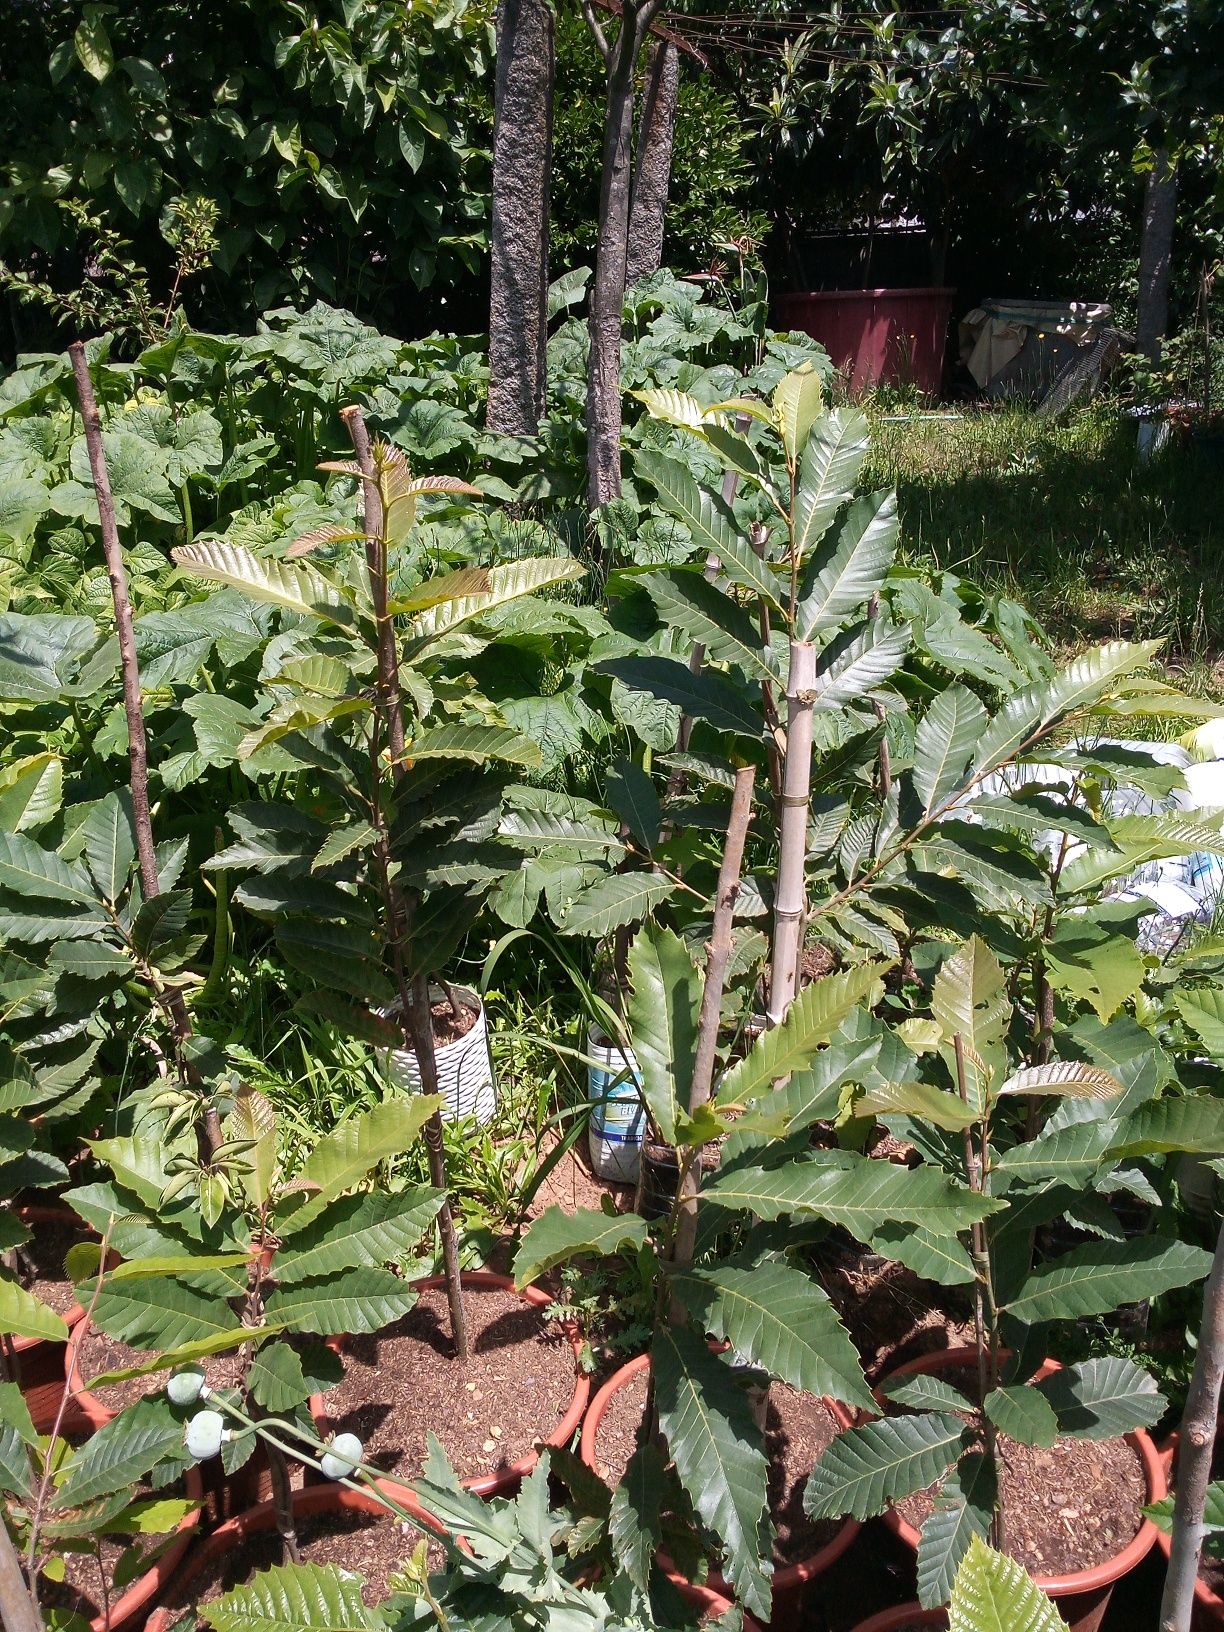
[39,1474,189,1622]
[73,1326,245,1415]
[890,1377,1145,1576]
[320,1284,575,1482]
[154,1505,446,1629]
[591,1368,847,1566]
[18,1216,91,1318]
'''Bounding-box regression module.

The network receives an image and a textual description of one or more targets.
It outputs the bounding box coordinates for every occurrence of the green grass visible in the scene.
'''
[861,400,1224,696]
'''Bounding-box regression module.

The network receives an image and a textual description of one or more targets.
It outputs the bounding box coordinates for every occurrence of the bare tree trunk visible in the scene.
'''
[487,0,555,433]
[626,40,679,287]
[585,0,663,509]
[1136,146,1178,366]
[767,639,817,1027]
[670,764,755,1273]
[1160,1214,1224,1632]
[69,341,223,1157]
[0,1518,41,1632]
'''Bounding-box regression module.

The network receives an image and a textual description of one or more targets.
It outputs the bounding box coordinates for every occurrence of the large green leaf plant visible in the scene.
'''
[802,933,1222,1608]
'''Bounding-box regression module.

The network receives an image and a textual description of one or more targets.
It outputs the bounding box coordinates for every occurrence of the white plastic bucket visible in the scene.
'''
[383,986,496,1125]
[587,1026,645,1183]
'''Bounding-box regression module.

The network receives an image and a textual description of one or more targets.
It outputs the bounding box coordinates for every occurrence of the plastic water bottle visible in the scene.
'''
[586,1027,645,1183]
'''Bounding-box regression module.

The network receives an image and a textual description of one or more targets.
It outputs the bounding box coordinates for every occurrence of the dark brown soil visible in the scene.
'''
[154,1504,445,1629]
[18,1216,90,1317]
[41,1476,191,1622]
[74,1325,245,1415]
[431,994,478,1047]
[320,1284,575,1484]
[819,1250,976,1381]
[891,1370,1145,1578]
[590,1369,846,1567]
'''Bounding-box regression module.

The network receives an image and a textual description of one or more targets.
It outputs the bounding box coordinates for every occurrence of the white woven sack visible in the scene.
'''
[383,986,496,1125]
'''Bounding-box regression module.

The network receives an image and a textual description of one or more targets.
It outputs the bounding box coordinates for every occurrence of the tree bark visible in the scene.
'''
[1136,146,1178,366]
[585,0,663,509]
[671,763,755,1274]
[0,1517,41,1632]
[626,40,679,287]
[1160,1213,1224,1632]
[487,0,555,434]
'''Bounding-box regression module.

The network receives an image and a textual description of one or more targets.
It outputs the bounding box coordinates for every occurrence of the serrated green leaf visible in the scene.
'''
[949,1535,1069,1632]
[263,1267,421,1335]
[997,1062,1125,1100]
[0,753,63,833]
[1005,1238,1212,1323]
[869,1223,977,1288]
[404,723,541,768]
[512,1206,650,1290]
[653,1325,770,1618]
[172,540,354,629]
[992,1121,1115,1185]
[203,1561,380,1632]
[913,686,988,817]
[605,758,663,853]
[803,1412,964,1521]
[1108,1096,1224,1158]
[88,1275,235,1351]
[286,1097,441,1229]
[405,555,584,649]
[273,1187,445,1283]
[626,923,700,1145]
[0,831,96,905]
[0,1277,69,1343]
[793,408,870,561]
[1035,1357,1165,1439]
[670,1260,872,1411]
[881,1373,974,1413]
[702,1150,1002,1234]
[640,571,773,683]
[633,449,782,611]
[595,655,761,740]
[814,618,911,709]
[554,871,676,938]
[983,1386,1058,1448]
[609,1442,666,1592]
[917,1451,997,1610]
[717,962,889,1105]
[80,792,136,903]
[773,366,825,465]
[798,490,899,641]
[55,1396,185,1509]
[249,1341,312,1414]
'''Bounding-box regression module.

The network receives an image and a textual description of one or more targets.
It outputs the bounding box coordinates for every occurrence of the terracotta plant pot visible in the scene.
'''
[675,1578,765,1629]
[580,1352,862,1625]
[1155,1434,1224,1631]
[310,1270,590,1501]
[13,1459,205,1632]
[143,1480,441,1632]
[851,1607,945,1632]
[6,1205,91,1389]
[874,1347,1165,1632]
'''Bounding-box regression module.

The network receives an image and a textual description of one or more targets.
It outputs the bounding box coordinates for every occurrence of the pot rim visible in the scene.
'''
[578,1351,863,1590]
[310,1269,591,1501]
[872,1346,1164,1597]
[849,1604,946,1632]
[143,1478,441,1632]
[1154,1433,1222,1615]
[9,1204,91,1353]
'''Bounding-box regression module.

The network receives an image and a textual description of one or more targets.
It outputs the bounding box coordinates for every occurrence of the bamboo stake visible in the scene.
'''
[341,408,469,1362]
[1160,1214,1224,1632]
[766,638,817,1027]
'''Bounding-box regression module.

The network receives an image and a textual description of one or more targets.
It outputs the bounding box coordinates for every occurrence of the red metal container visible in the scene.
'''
[774,288,955,397]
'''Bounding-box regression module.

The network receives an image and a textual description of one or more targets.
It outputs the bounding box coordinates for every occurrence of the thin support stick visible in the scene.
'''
[68,342,159,902]
[954,1031,1001,1548]
[1160,1212,1224,1632]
